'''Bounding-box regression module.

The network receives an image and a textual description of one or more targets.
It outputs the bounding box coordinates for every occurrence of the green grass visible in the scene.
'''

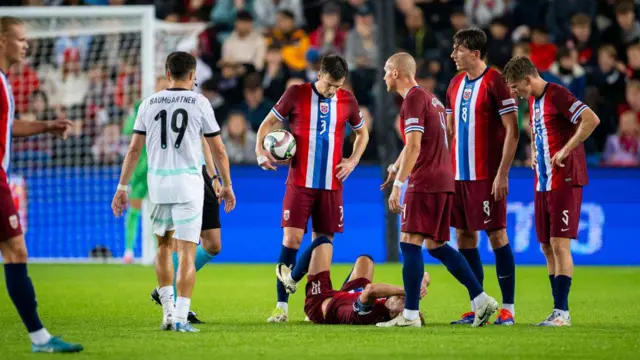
[1,264,640,359]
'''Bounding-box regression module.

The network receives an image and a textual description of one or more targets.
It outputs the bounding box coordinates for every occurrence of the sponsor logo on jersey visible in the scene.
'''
[405,118,419,125]
[502,98,516,106]
[463,87,472,101]
[320,102,329,114]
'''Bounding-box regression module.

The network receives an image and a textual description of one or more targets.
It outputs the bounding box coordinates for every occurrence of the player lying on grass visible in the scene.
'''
[276,238,428,325]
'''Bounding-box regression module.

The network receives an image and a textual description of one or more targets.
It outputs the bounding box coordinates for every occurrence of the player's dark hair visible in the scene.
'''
[165,51,197,81]
[453,27,487,58]
[556,47,572,61]
[502,56,538,83]
[236,10,253,22]
[319,53,348,81]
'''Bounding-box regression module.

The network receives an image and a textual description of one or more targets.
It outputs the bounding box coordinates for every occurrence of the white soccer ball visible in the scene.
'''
[263,129,296,161]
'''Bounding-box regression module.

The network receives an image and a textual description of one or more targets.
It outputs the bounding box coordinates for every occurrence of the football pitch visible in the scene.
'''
[1,264,639,359]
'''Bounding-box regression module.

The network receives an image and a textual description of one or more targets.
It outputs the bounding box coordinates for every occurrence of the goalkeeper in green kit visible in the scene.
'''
[121,76,168,263]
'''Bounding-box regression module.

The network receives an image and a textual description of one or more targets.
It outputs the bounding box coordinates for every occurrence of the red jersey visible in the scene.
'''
[445,67,517,181]
[400,86,454,193]
[271,83,363,190]
[324,291,391,325]
[529,82,589,192]
[0,70,16,175]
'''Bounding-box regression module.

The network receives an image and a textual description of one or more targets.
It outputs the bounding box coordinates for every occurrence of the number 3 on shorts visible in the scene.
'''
[338,205,344,227]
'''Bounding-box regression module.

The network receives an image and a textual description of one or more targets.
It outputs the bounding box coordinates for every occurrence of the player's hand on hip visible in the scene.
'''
[491,173,509,201]
[219,185,236,213]
[256,147,277,171]
[388,186,402,213]
[111,190,128,218]
[336,158,357,182]
[551,148,568,168]
[380,164,397,190]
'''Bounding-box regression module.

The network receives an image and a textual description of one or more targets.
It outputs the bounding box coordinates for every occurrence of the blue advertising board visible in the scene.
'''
[14,166,640,265]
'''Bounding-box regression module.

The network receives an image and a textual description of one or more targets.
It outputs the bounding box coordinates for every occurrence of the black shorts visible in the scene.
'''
[202,165,221,230]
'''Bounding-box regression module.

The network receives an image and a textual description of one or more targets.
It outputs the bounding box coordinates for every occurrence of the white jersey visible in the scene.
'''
[133,88,220,204]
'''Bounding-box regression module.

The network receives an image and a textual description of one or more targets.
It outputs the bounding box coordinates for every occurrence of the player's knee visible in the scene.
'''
[205,241,221,256]
[282,232,304,248]
[540,243,553,257]
[550,238,571,256]
[356,254,374,264]
[487,229,509,249]
[456,230,477,248]
[2,236,28,263]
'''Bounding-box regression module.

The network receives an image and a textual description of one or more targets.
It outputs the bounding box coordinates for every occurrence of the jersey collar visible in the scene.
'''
[311,82,335,100]
[166,87,190,91]
[535,83,550,101]
[465,66,489,83]
[405,85,420,97]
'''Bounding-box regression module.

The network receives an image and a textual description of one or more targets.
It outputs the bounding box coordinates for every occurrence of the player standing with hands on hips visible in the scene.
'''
[112,51,235,333]
[378,52,498,328]
[255,54,369,323]
[0,16,83,353]
[445,28,519,325]
[503,56,599,326]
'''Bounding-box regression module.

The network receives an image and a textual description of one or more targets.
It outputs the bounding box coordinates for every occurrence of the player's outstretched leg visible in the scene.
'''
[377,235,424,328]
[488,229,516,325]
[426,240,498,327]
[277,235,333,294]
[1,235,83,353]
[537,237,572,327]
[173,239,200,333]
[268,228,303,323]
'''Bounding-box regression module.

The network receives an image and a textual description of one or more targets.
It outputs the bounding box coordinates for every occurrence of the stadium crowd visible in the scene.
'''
[5,0,640,167]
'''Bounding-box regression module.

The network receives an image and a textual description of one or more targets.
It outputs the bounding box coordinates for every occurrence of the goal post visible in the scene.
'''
[0,6,209,264]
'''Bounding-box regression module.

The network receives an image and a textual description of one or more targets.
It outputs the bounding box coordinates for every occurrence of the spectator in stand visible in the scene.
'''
[176,36,213,92]
[340,0,373,30]
[7,60,40,115]
[286,77,304,88]
[222,10,266,71]
[113,56,140,111]
[546,0,597,44]
[84,62,115,123]
[92,118,124,165]
[20,90,55,122]
[309,2,347,56]
[211,0,255,43]
[301,48,322,83]
[486,17,512,70]
[261,43,292,103]
[45,48,89,109]
[254,0,304,32]
[437,8,468,76]
[396,6,440,64]
[542,47,588,101]
[51,105,94,166]
[217,58,245,105]
[602,1,640,63]
[266,9,309,72]
[465,0,506,30]
[529,26,557,72]
[346,4,377,105]
[415,0,463,32]
[566,13,599,71]
[512,42,531,58]
[626,43,640,80]
[508,0,547,30]
[588,45,627,146]
[201,76,231,127]
[603,111,640,167]
[222,111,257,164]
[618,80,640,125]
[236,72,275,132]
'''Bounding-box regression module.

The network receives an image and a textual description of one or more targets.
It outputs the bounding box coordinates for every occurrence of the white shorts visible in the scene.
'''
[150,198,203,243]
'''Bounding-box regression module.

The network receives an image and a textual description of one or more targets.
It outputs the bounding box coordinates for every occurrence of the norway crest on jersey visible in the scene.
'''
[463,87,473,101]
[320,102,329,115]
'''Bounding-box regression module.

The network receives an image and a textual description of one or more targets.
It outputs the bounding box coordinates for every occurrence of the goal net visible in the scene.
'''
[1,6,207,263]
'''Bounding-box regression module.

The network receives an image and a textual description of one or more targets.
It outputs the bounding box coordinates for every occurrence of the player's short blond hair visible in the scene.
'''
[387,52,417,77]
[503,56,539,83]
[0,16,23,35]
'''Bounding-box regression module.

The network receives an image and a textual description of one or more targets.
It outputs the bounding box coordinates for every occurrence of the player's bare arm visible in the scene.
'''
[360,272,429,304]
[446,113,454,151]
[530,126,537,170]
[112,133,145,218]
[202,137,221,196]
[380,148,405,190]
[255,112,281,170]
[493,112,519,201]
[551,108,600,168]
[205,135,236,213]
[389,131,422,213]
[12,119,72,138]
[336,126,369,182]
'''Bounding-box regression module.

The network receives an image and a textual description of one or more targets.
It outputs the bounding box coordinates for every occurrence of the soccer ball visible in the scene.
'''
[263,129,296,161]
